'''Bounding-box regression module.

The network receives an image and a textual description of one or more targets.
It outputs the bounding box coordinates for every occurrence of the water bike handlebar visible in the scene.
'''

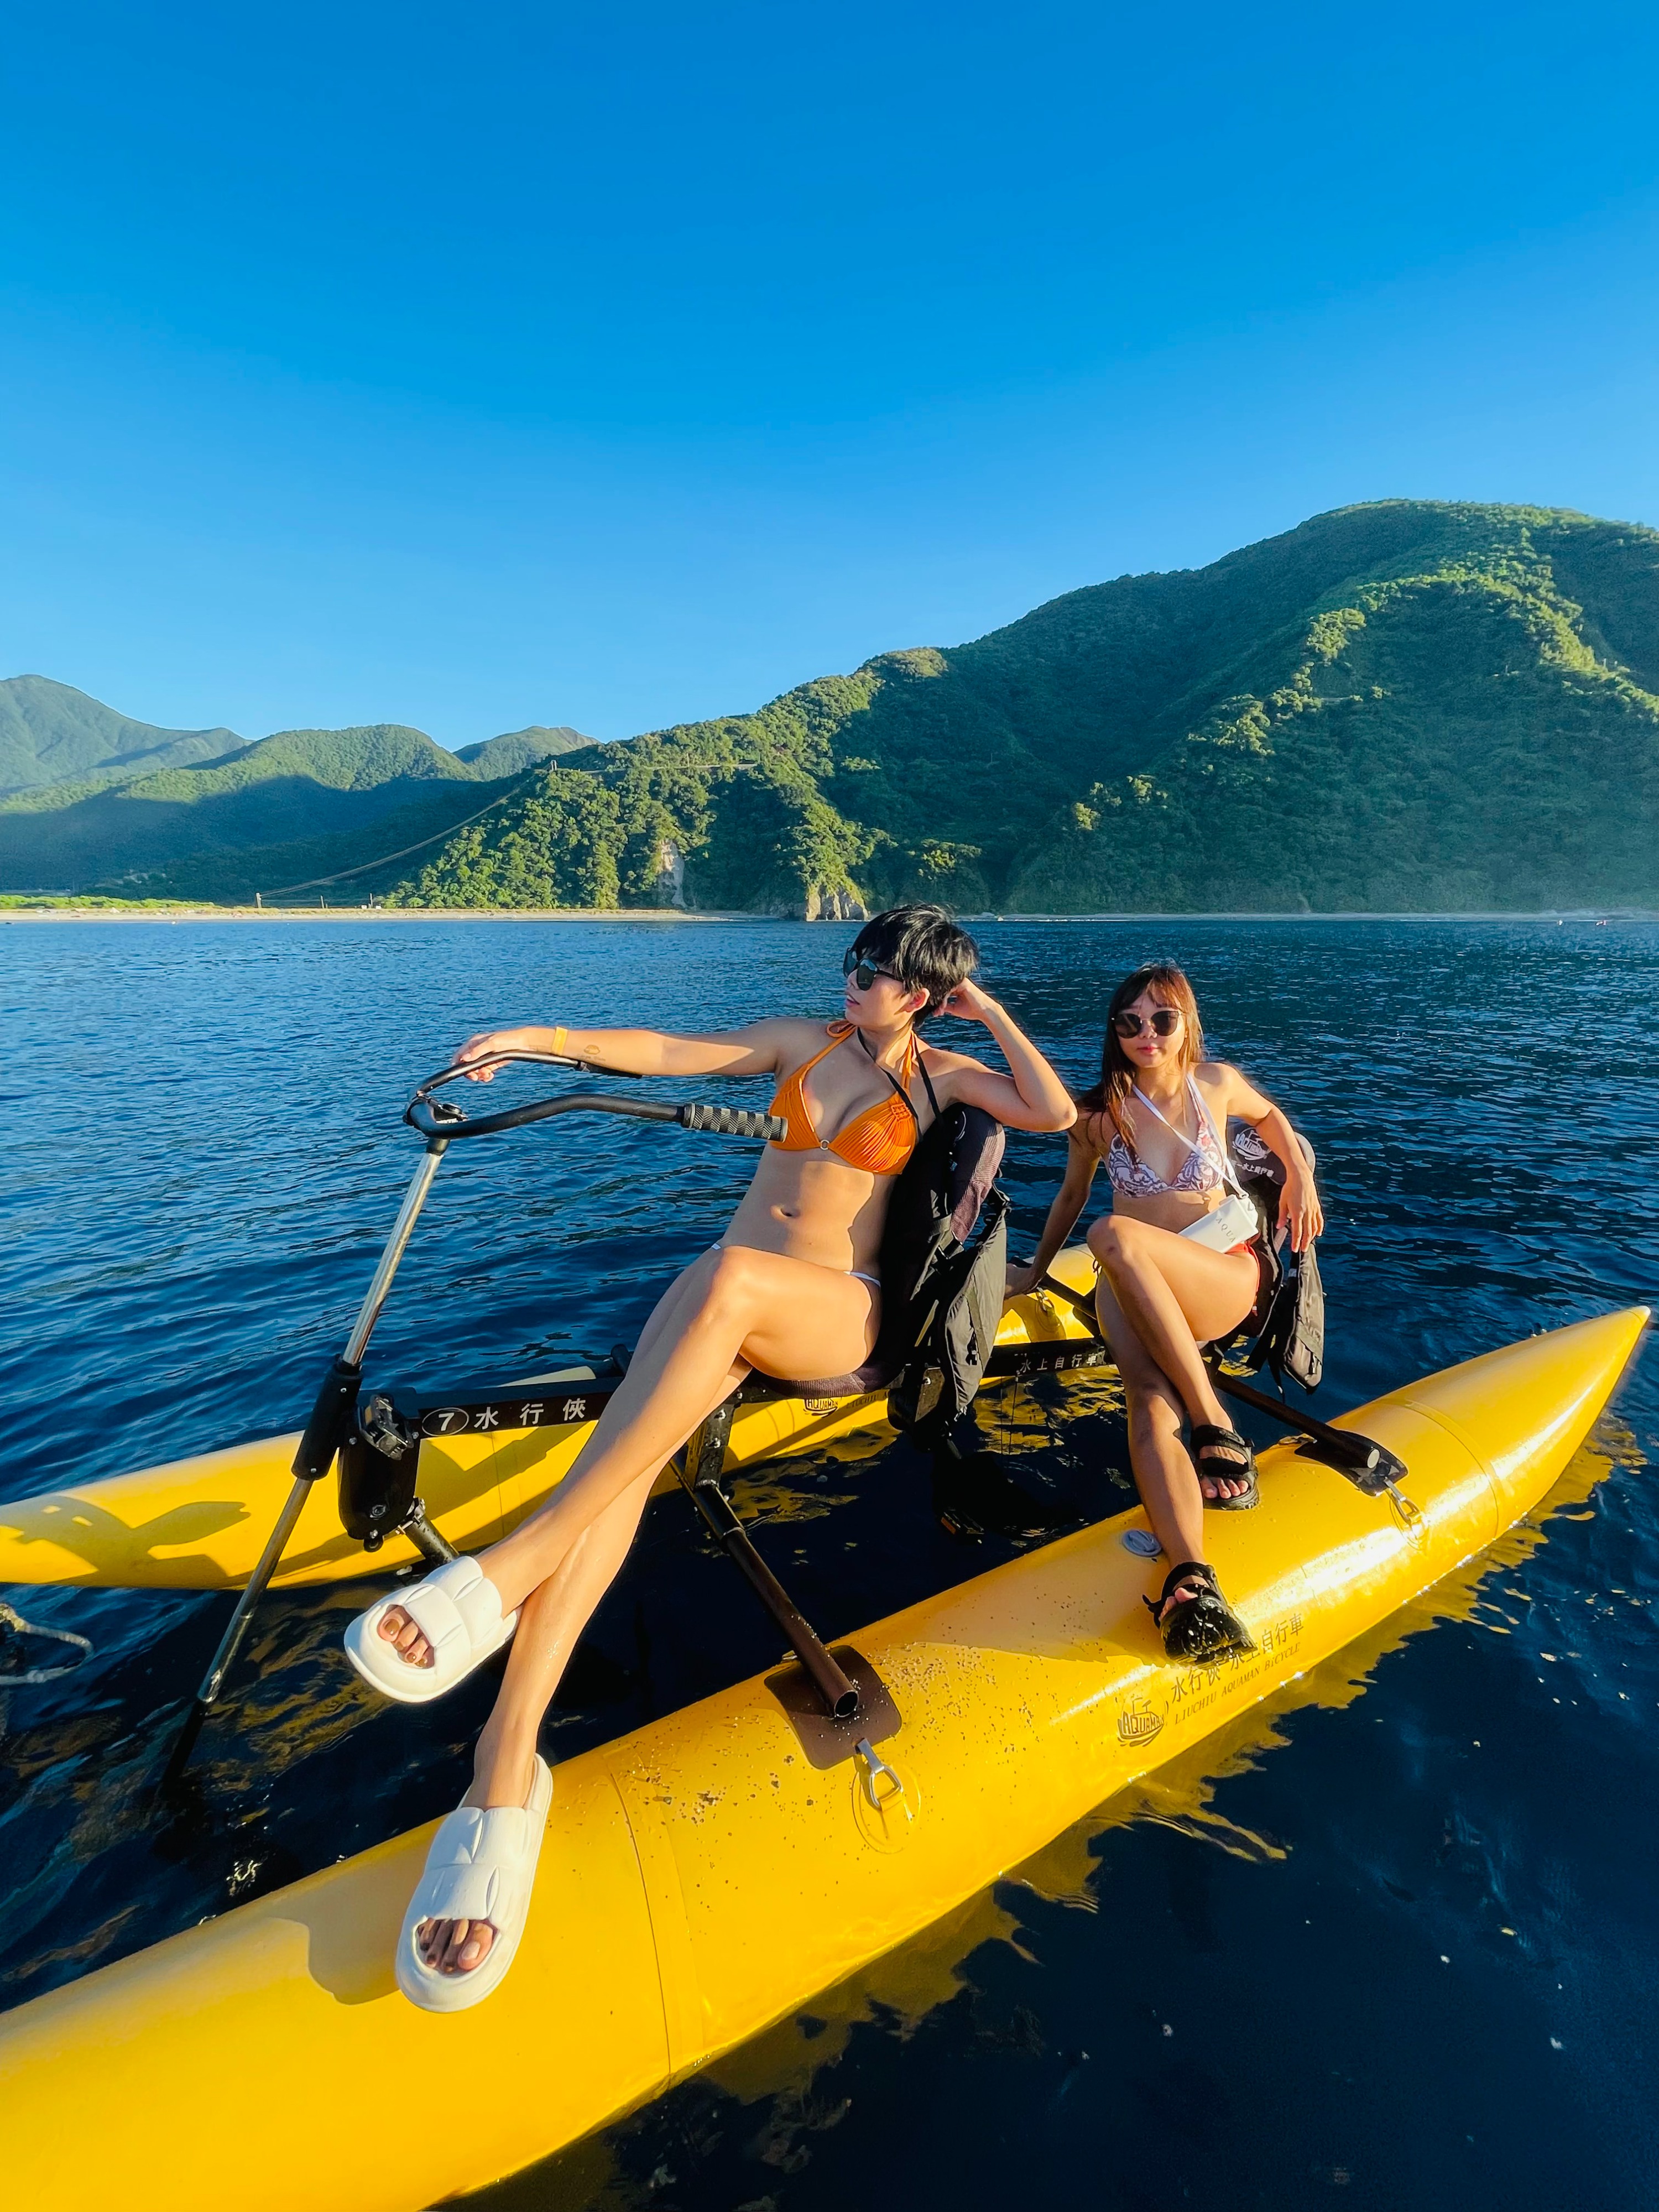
[405,1051,785,1143]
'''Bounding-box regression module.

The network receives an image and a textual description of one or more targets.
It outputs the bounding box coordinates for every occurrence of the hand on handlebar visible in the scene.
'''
[455,1028,533,1081]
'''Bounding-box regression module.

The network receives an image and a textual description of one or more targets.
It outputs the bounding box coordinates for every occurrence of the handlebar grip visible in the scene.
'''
[678,1103,788,1140]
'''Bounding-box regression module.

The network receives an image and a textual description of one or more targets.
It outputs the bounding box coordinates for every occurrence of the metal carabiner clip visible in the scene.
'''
[854,1736,905,1811]
[1385,1479,1422,1531]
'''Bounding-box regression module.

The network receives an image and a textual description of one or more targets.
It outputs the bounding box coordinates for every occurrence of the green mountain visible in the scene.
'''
[0,675,243,797]
[454,725,596,777]
[389,502,1659,914]
[0,723,498,894]
[131,779,541,904]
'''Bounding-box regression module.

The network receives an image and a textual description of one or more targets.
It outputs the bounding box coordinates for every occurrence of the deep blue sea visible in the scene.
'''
[2,916,1655,2210]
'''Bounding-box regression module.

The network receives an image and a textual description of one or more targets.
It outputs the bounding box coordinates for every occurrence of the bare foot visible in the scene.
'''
[376,1604,435,1668]
[374,1559,514,1672]
[1197,1468,1251,1503]
[416,1912,496,1975]
[1194,1435,1253,1504]
[411,1754,536,1976]
[1157,1567,1214,1624]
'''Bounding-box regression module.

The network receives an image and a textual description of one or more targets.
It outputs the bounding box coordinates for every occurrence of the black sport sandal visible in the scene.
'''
[1144,1560,1254,1663]
[1188,1423,1258,1511]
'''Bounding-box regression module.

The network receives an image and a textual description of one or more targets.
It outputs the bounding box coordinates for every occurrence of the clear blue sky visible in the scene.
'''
[3,1,1657,748]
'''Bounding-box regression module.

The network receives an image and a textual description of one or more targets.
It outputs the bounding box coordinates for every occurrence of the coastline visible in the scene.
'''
[0,905,751,925]
[0,904,1651,926]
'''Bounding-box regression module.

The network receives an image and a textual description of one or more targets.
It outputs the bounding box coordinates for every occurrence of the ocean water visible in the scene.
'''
[1,915,1655,2210]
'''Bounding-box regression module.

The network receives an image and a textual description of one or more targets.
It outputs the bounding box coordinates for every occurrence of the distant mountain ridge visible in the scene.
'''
[390,500,1659,915]
[0,675,243,797]
[455,726,595,776]
[10,502,1658,909]
[0,718,580,895]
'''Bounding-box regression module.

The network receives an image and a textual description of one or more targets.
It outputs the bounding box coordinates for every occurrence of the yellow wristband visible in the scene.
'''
[550,1025,568,1056]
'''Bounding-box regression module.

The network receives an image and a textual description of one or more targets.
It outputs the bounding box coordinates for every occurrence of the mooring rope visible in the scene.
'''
[0,1599,92,1686]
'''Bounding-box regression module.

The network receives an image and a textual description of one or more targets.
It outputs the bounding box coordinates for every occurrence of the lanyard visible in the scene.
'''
[1130,1078,1246,1199]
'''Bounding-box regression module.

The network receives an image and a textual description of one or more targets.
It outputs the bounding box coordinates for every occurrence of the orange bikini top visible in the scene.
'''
[769,1021,928,1175]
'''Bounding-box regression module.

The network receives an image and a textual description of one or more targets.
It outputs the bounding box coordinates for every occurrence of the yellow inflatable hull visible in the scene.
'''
[0,1252,1106,1590]
[0,1306,1645,2212]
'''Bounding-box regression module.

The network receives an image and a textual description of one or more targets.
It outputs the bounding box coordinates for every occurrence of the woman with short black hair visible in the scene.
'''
[1008,962,1321,1662]
[345,905,1074,2010]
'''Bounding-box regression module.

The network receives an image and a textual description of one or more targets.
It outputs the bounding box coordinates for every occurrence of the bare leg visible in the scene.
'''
[385,1244,879,1976]
[415,1447,696,1975]
[374,1258,727,1674]
[1088,1216,1257,1503]
[1093,1274,1207,1577]
[381,1245,877,1677]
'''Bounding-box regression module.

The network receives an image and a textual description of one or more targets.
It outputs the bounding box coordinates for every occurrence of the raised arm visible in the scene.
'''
[453,1018,805,1082]
[1205,1061,1324,1252]
[926,979,1078,1133]
[1006,1129,1100,1295]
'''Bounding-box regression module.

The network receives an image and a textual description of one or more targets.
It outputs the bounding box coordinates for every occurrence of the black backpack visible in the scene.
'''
[1253,1241,1324,1391]
[1228,1117,1324,1391]
[875,1081,1009,1442]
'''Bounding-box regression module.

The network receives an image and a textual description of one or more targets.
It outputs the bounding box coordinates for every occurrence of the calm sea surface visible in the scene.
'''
[2,917,1656,2210]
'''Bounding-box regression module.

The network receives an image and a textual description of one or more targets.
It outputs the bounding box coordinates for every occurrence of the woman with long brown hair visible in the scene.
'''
[1007,962,1321,1660]
[342,905,1075,2011]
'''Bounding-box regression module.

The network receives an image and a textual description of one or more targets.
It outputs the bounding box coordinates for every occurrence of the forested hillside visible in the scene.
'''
[391,501,1659,915]
[0,724,508,894]
[454,725,594,776]
[10,502,1656,907]
[0,675,243,797]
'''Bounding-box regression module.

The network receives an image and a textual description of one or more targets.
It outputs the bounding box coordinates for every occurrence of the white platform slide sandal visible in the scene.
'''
[395,1755,553,2012]
[343,1556,518,1705]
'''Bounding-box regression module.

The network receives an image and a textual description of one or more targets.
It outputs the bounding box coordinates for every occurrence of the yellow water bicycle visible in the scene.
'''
[0,1047,1646,2212]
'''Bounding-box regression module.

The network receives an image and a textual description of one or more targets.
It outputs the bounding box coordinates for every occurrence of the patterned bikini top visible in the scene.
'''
[1104,1078,1232,1198]
[769,1021,927,1176]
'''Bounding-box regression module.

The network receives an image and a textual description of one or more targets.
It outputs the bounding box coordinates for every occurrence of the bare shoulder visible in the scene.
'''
[915,1039,995,1100]
[915,1037,984,1078]
[1194,1059,1261,1115]
[696,1014,831,1073]
[765,1013,845,1062]
[1070,1105,1110,1159]
[762,1012,834,1044]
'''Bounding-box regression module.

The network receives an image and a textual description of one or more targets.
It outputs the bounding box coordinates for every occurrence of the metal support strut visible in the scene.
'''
[164,1139,450,1781]
[155,1058,790,1791]
[1200,1359,1410,1498]
[1031,1271,1410,1500]
[675,1400,861,1723]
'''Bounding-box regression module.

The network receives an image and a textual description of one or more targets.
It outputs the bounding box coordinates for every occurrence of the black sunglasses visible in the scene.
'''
[842,948,900,991]
[1113,1007,1182,1037]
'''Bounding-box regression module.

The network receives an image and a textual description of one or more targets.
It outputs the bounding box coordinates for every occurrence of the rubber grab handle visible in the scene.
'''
[679,1103,788,1140]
